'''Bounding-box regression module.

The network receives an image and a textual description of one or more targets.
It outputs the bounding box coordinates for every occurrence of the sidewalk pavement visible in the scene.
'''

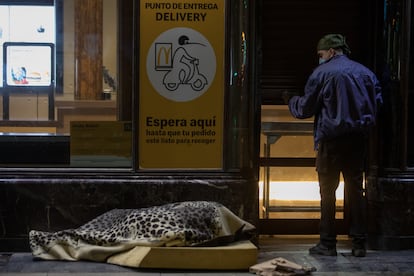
[1,235,414,275]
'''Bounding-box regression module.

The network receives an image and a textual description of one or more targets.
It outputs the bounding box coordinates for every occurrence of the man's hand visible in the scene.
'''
[282,90,293,104]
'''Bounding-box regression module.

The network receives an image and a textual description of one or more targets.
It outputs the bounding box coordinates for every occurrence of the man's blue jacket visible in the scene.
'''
[288,54,382,148]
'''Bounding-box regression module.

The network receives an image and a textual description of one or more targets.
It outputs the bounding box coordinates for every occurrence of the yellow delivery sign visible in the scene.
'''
[139,0,225,169]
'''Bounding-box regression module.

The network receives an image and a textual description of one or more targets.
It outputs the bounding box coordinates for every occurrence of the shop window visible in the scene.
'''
[0,0,132,168]
[259,105,344,219]
[0,0,254,171]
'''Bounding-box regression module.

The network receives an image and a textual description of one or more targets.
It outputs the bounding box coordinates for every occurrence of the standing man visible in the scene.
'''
[288,34,382,257]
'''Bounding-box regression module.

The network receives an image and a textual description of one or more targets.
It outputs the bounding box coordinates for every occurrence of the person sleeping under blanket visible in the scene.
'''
[29,201,256,265]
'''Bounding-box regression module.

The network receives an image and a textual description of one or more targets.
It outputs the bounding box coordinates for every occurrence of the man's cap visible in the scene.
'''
[317,34,351,55]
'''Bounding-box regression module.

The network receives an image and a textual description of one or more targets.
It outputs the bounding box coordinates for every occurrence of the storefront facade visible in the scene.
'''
[0,0,260,251]
[0,0,413,251]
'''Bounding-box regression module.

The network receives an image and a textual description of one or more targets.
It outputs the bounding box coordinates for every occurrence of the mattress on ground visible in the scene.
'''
[107,240,258,270]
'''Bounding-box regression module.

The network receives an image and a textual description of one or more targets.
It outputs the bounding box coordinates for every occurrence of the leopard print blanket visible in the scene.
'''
[29,201,255,263]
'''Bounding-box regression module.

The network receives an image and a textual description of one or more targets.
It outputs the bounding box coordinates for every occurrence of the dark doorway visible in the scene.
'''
[258,0,377,234]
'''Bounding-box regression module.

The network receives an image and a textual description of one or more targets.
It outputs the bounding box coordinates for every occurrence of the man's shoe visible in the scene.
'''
[309,243,337,256]
[352,248,366,257]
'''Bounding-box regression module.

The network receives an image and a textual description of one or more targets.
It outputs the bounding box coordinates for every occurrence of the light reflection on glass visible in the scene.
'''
[259,181,345,201]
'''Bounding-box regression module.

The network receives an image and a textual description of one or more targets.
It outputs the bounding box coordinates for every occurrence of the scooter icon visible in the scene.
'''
[162,47,208,92]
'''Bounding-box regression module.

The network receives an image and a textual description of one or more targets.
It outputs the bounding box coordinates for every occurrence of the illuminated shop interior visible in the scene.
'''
[259,105,345,219]
[0,1,118,131]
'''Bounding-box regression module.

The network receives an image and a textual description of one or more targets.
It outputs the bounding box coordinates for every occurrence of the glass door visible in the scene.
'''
[259,105,345,233]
